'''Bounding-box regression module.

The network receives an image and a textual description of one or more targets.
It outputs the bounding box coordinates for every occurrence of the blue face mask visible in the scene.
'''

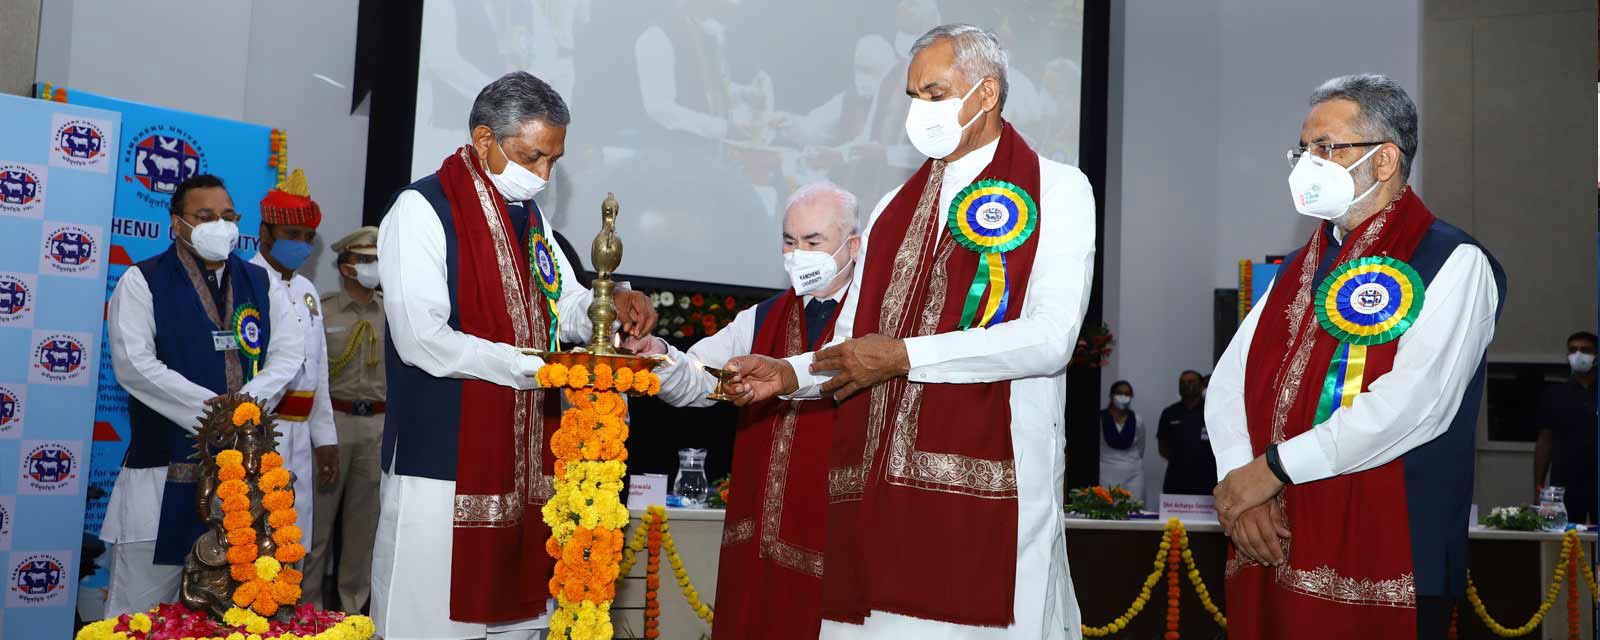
[268,238,313,271]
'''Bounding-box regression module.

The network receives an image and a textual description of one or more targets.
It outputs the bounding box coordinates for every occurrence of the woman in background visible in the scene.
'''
[1098,380,1144,497]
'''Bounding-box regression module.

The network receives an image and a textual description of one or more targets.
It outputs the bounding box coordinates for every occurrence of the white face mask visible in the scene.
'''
[904,79,987,159]
[1111,394,1132,410]
[783,240,853,296]
[487,141,548,202]
[351,262,381,289]
[1569,352,1596,374]
[1287,145,1382,220]
[180,218,239,262]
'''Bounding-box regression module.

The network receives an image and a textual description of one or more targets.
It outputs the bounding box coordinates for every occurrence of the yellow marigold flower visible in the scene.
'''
[260,452,284,470]
[129,613,153,632]
[232,402,262,426]
[245,614,270,634]
[567,365,590,389]
[223,606,251,627]
[217,450,244,467]
[253,556,282,581]
[227,633,246,640]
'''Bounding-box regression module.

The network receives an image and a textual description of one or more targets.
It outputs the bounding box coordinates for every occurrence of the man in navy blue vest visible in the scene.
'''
[103,174,307,617]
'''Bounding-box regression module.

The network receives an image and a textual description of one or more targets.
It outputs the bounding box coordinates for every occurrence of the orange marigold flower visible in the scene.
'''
[647,373,661,396]
[546,536,563,559]
[548,364,569,387]
[227,544,258,565]
[260,452,285,470]
[1112,487,1132,498]
[216,450,244,467]
[536,365,553,388]
[260,467,291,491]
[262,490,295,512]
[272,525,302,546]
[224,511,253,530]
[272,581,302,605]
[233,580,261,607]
[592,364,614,391]
[567,365,590,389]
[218,464,246,482]
[563,580,585,602]
[633,372,653,394]
[227,527,257,546]
[268,508,298,528]
[554,459,568,476]
[222,494,250,513]
[219,478,249,497]
[252,597,279,617]
[232,402,262,426]
[646,574,660,589]
[230,562,257,582]
[1093,486,1113,503]
[614,367,634,391]
[275,542,307,563]
[279,568,303,586]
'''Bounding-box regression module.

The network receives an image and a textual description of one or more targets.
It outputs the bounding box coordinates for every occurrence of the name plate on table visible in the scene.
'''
[1159,494,1218,524]
[627,473,667,510]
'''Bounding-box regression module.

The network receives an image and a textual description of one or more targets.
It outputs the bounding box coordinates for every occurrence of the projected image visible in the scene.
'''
[413,0,1084,287]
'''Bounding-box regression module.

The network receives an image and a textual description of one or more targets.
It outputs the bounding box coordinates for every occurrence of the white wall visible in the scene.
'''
[1107,0,1421,505]
[34,0,370,295]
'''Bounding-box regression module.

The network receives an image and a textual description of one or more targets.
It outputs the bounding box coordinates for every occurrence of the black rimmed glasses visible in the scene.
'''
[1286,141,1386,167]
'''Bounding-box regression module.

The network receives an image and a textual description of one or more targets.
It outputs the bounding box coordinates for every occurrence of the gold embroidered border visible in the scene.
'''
[456,148,547,523]
[1279,565,1415,608]
[722,518,755,546]
[883,238,1018,498]
[753,302,826,577]
[830,161,947,501]
[769,539,824,578]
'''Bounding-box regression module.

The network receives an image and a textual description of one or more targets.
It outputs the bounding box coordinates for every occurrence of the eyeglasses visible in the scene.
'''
[1286,141,1387,168]
[180,210,240,224]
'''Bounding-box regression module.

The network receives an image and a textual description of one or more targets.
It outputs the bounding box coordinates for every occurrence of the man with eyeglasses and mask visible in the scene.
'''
[628,181,859,640]
[722,24,1095,640]
[247,168,340,571]
[102,174,306,617]
[371,71,657,640]
[1207,74,1506,639]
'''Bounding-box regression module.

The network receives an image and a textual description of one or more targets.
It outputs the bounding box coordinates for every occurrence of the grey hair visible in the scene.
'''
[910,24,1009,109]
[1308,73,1417,182]
[784,182,860,237]
[468,71,571,139]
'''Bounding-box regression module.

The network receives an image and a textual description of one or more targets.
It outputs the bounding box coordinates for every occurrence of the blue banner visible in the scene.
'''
[0,92,121,640]
[56,87,276,619]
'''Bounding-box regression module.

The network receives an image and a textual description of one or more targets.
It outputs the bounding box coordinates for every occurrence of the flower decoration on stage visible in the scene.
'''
[619,505,714,638]
[1312,256,1424,423]
[705,474,730,509]
[1070,323,1116,369]
[1068,485,1144,520]
[1082,519,1225,638]
[648,289,764,340]
[1481,505,1544,532]
[76,395,372,640]
[947,179,1039,329]
[539,361,662,640]
[1464,528,1597,637]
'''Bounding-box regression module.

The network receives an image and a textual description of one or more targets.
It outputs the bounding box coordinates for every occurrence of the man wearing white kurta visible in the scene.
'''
[104,175,305,617]
[370,72,657,640]
[727,24,1090,639]
[246,176,339,556]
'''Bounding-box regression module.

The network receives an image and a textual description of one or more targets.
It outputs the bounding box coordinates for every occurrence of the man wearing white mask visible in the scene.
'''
[372,71,656,640]
[103,174,305,616]
[630,181,858,640]
[725,24,1095,639]
[1207,74,1505,639]
[1533,331,1597,526]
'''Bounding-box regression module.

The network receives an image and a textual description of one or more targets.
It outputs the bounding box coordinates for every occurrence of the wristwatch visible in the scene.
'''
[1265,444,1294,485]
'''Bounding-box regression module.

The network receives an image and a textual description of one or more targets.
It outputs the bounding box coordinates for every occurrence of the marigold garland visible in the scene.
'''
[74,603,376,640]
[1464,529,1596,637]
[541,363,661,640]
[1081,518,1224,638]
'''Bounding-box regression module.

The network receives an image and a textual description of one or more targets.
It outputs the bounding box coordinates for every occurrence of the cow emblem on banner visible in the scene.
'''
[0,384,24,436]
[55,121,106,161]
[0,274,33,325]
[40,224,98,276]
[128,127,205,195]
[8,553,67,606]
[32,333,89,384]
[0,165,43,215]
[24,445,74,488]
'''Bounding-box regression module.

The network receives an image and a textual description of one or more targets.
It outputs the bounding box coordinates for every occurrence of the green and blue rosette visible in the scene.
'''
[1311,256,1426,423]
[529,231,562,350]
[946,179,1039,329]
[233,303,264,380]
